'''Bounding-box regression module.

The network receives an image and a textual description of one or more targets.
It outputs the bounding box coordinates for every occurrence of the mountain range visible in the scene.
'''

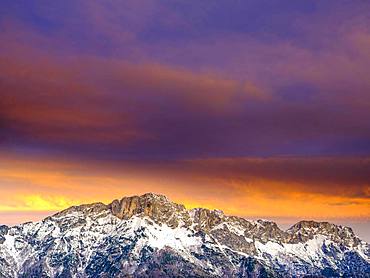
[0,193,369,277]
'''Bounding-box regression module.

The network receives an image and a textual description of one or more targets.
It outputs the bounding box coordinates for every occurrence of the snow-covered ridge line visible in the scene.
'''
[0,192,369,277]
[49,192,363,243]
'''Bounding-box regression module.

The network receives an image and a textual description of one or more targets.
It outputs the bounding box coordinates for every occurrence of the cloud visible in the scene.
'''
[0,153,369,220]
[182,157,370,199]
[0,42,269,157]
[2,49,370,158]
[328,201,362,207]
[2,1,370,159]
[1,0,370,226]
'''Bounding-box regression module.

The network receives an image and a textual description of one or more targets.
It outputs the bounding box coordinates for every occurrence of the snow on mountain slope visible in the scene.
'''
[0,193,369,277]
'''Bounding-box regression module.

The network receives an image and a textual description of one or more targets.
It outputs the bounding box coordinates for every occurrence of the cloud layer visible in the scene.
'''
[0,1,369,228]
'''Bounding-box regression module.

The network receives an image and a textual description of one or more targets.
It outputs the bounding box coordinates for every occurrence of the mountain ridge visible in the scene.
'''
[0,192,369,277]
[50,192,362,239]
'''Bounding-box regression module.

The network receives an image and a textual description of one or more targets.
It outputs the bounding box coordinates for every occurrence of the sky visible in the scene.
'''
[0,1,369,240]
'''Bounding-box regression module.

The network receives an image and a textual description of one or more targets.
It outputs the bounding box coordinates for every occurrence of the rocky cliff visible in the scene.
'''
[0,193,368,277]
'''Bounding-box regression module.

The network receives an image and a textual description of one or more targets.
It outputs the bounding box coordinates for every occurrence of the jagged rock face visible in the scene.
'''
[0,193,369,278]
[286,220,361,246]
[109,193,191,228]
[0,225,9,244]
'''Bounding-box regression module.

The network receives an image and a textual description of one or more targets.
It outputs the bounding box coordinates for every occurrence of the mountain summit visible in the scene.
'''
[0,193,369,277]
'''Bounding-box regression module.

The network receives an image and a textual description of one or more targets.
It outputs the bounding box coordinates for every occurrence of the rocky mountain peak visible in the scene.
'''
[287,220,360,246]
[0,225,8,244]
[108,193,189,228]
[52,202,108,218]
[190,207,225,231]
[45,193,364,248]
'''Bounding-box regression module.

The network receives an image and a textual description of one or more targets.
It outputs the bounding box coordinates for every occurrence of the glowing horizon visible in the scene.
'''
[1,152,368,219]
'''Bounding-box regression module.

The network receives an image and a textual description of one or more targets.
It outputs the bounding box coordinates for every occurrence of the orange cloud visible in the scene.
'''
[0,153,368,224]
[183,157,370,198]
